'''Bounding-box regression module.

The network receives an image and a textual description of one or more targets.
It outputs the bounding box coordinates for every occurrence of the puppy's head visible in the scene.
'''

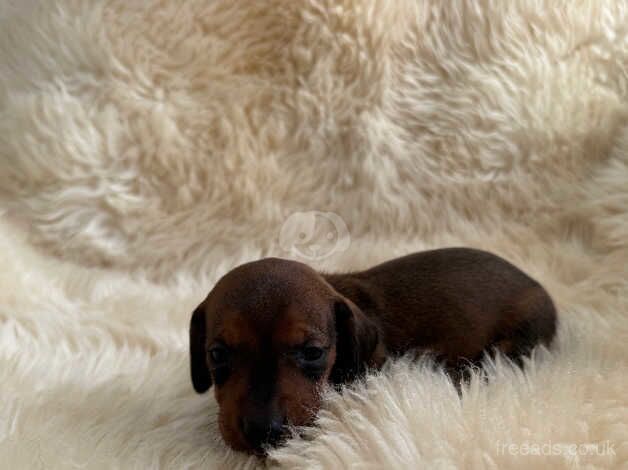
[189,258,380,454]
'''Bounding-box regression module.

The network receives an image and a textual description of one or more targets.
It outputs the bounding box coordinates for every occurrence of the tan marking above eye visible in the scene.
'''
[273,323,327,347]
[217,315,260,349]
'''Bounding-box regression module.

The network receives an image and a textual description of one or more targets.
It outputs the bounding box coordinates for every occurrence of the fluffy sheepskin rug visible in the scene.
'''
[1,0,627,468]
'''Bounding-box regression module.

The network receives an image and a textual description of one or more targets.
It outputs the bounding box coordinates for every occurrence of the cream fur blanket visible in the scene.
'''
[1,1,627,468]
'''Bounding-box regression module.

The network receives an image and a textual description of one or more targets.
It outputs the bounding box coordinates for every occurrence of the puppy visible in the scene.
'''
[189,248,557,454]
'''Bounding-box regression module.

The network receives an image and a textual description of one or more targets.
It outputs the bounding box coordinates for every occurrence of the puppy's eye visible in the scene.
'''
[302,346,324,362]
[209,346,229,365]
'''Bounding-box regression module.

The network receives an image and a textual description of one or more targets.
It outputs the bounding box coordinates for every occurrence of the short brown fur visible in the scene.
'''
[189,248,557,454]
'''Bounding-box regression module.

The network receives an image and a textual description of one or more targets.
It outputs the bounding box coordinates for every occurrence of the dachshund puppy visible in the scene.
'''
[189,248,557,454]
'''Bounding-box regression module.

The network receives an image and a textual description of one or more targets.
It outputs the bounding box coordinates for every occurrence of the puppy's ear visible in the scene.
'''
[330,298,381,384]
[190,305,212,393]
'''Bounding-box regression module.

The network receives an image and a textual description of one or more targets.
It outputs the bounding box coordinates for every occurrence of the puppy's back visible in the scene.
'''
[329,247,557,361]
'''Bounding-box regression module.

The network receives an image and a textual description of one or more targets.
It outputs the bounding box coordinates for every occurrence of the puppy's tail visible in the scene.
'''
[494,285,558,363]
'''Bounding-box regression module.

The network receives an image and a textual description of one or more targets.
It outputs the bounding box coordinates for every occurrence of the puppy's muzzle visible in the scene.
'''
[240,413,287,452]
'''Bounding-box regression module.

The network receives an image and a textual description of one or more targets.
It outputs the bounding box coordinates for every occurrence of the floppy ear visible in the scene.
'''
[330,298,381,384]
[190,305,212,393]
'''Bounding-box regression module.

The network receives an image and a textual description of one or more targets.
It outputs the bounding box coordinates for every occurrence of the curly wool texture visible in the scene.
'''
[1,0,627,468]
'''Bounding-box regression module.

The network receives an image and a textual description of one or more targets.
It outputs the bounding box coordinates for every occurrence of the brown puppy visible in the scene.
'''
[190,248,557,454]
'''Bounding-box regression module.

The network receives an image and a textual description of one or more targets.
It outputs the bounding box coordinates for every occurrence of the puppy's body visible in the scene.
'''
[190,248,557,454]
[325,248,556,366]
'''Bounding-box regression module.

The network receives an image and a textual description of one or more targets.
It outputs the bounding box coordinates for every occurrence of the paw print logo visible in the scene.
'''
[279,211,350,261]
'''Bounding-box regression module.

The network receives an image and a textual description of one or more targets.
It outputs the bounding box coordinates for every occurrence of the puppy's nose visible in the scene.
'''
[240,415,286,451]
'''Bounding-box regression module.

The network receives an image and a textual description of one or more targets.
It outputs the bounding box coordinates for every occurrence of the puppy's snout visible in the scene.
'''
[240,414,287,451]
